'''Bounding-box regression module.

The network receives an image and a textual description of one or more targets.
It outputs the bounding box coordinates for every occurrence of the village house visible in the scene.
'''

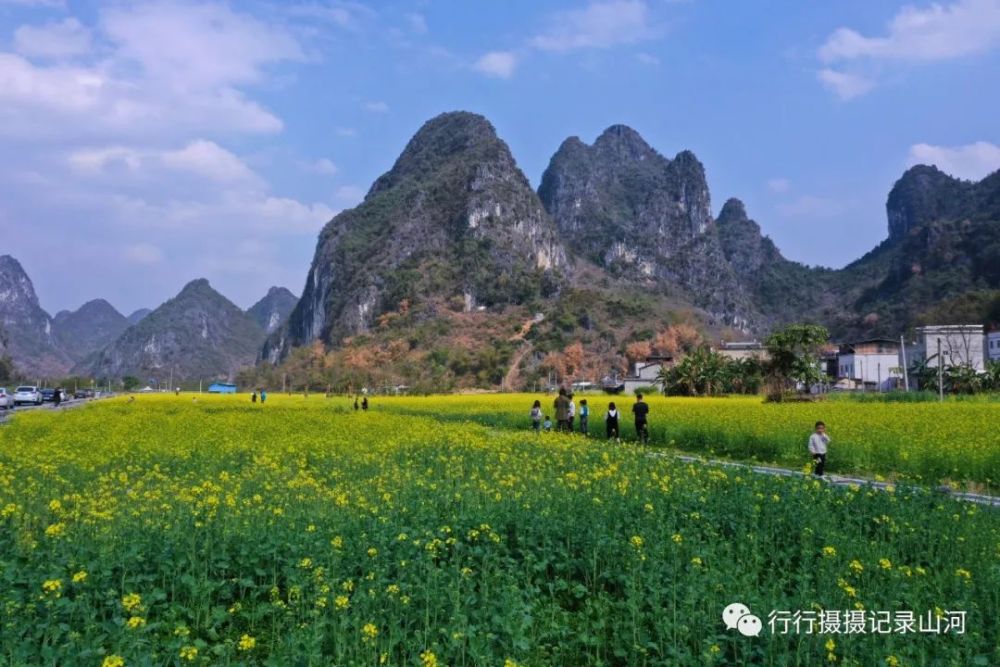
[987,330,1000,362]
[836,338,902,391]
[911,325,986,372]
[622,355,672,394]
[716,340,769,361]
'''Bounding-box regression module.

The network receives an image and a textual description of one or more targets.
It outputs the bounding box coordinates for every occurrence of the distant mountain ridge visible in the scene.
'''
[53,299,130,363]
[77,279,265,382]
[3,112,998,386]
[0,255,72,377]
[127,308,152,325]
[248,287,298,334]
[263,111,1000,387]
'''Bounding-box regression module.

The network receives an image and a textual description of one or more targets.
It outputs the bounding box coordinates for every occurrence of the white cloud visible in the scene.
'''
[768,177,791,193]
[14,18,91,59]
[635,52,660,65]
[307,158,338,175]
[68,146,143,172]
[406,12,428,34]
[287,2,375,31]
[473,50,518,78]
[817,68,875,100]
[335,127,357,137]
[161,140,258,183]
[531,0,654,53]
[102,2,303,90]
[335,185,365,205]
[364,100,389,113]
[68,140,257,184]
[908,141,1000,180]
[0,2,301,140]
[820,0,1000,63]
[125,243,164,265]
[0,0,66,6]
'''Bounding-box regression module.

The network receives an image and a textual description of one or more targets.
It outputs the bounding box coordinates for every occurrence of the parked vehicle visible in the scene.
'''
[41,388,56,402]
[14,386,42,406]
[0,387,12,410]
[74,389,88,399]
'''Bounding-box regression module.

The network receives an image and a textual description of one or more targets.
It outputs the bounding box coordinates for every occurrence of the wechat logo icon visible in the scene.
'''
[723,602,762,637]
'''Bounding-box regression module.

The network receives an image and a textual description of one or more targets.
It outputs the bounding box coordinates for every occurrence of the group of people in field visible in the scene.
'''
[529,389,833,478]
[530,388,650,443]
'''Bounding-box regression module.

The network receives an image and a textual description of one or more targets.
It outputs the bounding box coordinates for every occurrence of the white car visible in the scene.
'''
[13,386,42,406]
[0,387,11,410]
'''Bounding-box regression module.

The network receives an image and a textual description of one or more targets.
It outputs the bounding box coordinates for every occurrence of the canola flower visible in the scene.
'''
[0,395,996,664]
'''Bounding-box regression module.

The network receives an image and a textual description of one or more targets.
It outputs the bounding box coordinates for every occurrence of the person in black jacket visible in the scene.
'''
[632,393,650,444]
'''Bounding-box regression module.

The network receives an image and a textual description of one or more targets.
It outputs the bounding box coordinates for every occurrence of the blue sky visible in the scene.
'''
[1,0,998,315]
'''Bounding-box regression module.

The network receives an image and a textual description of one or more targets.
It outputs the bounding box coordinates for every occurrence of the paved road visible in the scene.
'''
[0,396,101,422]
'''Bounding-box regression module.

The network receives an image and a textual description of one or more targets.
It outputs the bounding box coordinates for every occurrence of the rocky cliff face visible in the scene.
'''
[0,255,72,377]
[715,198,840,326]
[538,125,751,326]
[53,299,129,363]
[834,166,1000,337]
[248,287,298,334]
[81,279,265,381]
[265,111,566,362]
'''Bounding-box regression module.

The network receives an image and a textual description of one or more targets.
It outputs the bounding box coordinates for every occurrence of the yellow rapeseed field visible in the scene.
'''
[379,394,1000,487]
[0,394,996,665]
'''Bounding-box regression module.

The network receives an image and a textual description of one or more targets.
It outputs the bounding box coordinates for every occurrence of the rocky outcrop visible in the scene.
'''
[264,111,566,361]
[53,299,129,362]
[538,125,751,326]
[248,287,298,334]
[0,255,72,377]
[80,279,265,381]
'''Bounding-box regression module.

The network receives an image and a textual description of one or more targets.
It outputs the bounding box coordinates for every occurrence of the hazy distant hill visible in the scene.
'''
[127,308,152,325]
[0,255,72,377]
[53,299,129,363]
[79,279,265,382]
[247,287,297,335]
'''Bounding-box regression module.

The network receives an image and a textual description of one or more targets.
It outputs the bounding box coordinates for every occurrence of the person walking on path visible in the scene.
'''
[809,421,830,477]
[251,391,257,404]
[632,393,650,444]
[605,402,620,441]
[579,399,589,435]
[361,396,369,411]
[553,388,570,432]
[567,394,576,432]
[530,400,542,433]
[53,387,62,408]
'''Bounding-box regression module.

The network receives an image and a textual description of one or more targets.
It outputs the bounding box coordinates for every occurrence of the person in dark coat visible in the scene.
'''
[632,393,650,444]
[605,402,620,441]
[554,388,570,432]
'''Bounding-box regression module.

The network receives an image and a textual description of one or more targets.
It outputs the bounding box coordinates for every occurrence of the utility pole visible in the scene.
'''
[877,362,881,392]
[900,335,909,391]
[937,338,944,402]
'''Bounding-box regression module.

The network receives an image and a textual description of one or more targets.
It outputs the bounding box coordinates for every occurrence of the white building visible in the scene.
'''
[836,339,902,391]
[623,356,671,394]
[987,331,1000,362]
[717,340,769,361]
[913,325,986,372]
